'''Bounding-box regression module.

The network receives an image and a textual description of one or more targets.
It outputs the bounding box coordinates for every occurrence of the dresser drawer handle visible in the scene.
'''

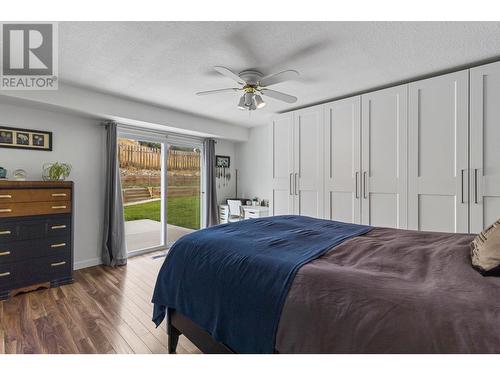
[0,208,12,213]
[0,272,10,277]
[51,261,66,267]
[51,225,67,230]
[51,243,66,248]
[0,230,11,235]
[0,251,11,257]
[51,193,67,197]
[51,205,67,209]
[0,195,12,199]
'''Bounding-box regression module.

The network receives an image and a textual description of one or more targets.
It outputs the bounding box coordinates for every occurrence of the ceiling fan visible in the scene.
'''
[196,66,299,111]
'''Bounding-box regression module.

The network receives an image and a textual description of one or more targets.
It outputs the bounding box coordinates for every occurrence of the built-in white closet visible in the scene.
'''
[324,96,361,224]
[271,106,324,218]
[408,70,469,233]
[270,60,500,234]
[361,85,408,228]
[470,61,500,233]
[322,85,407,228]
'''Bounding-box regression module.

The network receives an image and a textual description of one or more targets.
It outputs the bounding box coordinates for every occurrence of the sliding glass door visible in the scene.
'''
[118,135,165,253]
[117,127,203,255]
[166,143,202,247]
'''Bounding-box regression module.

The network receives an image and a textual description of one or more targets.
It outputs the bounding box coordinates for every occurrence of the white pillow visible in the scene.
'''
[471,219,500,275]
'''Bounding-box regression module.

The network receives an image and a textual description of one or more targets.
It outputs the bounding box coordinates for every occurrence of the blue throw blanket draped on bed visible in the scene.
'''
[152,215,372,353]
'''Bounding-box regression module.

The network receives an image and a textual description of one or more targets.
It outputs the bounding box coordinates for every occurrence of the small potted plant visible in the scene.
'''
[42,162,72,181]
[252,197,259,206]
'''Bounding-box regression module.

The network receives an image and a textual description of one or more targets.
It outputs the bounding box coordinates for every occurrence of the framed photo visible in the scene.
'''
[216,155,230,168]
[0,126,52,151]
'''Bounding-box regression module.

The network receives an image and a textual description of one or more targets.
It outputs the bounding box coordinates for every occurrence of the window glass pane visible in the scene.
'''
[118,137,163,252]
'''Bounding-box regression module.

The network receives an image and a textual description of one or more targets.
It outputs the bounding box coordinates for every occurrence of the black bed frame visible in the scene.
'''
[167,308,235,354]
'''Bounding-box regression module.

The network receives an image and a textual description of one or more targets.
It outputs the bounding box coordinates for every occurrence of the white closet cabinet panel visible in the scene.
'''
[294,106,325,218]
[361,85,408,228]
[324,97,361,224]
[271,113,294,216]
[408,70,469,233]
[470,61,500,232]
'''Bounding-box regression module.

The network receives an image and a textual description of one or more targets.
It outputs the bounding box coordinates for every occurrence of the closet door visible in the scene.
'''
[294,106,324,218]
[361,85,408,228]
[271,113,294,215]
[408,70,469,233]
[324,97,361,223]
[470,61,500,232]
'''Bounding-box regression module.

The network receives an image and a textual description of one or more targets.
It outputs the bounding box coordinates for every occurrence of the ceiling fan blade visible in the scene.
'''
[259,70,299,87]
[196,88,240,96]
[261,89,298,104]
[213,66,245,85]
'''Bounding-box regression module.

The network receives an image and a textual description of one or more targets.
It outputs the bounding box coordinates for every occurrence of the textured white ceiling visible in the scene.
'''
[59,22,500,127]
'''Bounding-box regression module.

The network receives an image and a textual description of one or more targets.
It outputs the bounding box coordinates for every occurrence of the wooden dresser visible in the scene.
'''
[0,180,73,300]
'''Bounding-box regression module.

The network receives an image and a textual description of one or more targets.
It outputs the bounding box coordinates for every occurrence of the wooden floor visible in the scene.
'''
[0,251,201,354]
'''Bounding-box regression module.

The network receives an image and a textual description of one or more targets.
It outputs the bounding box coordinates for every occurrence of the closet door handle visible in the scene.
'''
[474,168,479,204]
[363,172,368,199]
[355,172,359,199]
[289,173,293,196]
[294,173,299,196]
[460,169,465,204]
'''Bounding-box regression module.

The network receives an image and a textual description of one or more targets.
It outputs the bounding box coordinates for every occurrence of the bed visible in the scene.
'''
[152,215,500,354]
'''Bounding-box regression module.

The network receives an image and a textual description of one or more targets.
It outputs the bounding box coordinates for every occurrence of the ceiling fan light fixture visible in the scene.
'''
[254,94,266,109]
[237,95,246,110]
[243,92,254,107]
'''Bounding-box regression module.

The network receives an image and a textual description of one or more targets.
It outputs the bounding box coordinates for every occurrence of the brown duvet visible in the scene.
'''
[276,228,500,353]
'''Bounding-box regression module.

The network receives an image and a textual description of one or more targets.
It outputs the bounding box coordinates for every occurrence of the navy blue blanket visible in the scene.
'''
[152,215,372,353]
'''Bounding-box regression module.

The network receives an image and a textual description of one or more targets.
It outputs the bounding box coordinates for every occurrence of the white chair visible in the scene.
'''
[227,199,244,222]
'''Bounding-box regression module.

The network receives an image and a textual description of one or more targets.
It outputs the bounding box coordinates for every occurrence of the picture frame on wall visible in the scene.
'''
[0,126,53,151]
[216,155,230,168]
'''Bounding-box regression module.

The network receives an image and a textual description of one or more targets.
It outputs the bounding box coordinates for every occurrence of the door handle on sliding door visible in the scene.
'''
[294,173,299,196]
[289,173,293,196]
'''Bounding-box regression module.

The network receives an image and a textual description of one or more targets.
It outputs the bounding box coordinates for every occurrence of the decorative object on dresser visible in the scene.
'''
[0,180,74,300]
[0,126,53,151]
[42,162,72,181]
[12,169,27,181]
[0,167,6,179]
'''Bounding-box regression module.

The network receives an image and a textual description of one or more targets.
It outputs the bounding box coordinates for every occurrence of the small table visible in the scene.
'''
[219,204,269,223]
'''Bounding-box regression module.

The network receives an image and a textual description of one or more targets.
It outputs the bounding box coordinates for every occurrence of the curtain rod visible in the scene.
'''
[113,122,211,143]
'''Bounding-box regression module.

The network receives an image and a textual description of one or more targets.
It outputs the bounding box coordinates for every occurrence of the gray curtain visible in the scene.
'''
[203,139,219,227]
[102,121,127,266]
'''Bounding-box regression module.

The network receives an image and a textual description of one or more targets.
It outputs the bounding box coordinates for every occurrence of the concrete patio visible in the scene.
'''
[124,219,194,252]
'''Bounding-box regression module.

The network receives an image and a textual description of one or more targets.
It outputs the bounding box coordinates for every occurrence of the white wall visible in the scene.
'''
[215,140,237,204]
[0,100,105,270]
[234,125,271,202]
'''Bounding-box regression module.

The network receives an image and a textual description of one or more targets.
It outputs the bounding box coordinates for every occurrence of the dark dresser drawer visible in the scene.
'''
[0,215,71,243]
[0,236,70,265]
[0,253,71,290]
